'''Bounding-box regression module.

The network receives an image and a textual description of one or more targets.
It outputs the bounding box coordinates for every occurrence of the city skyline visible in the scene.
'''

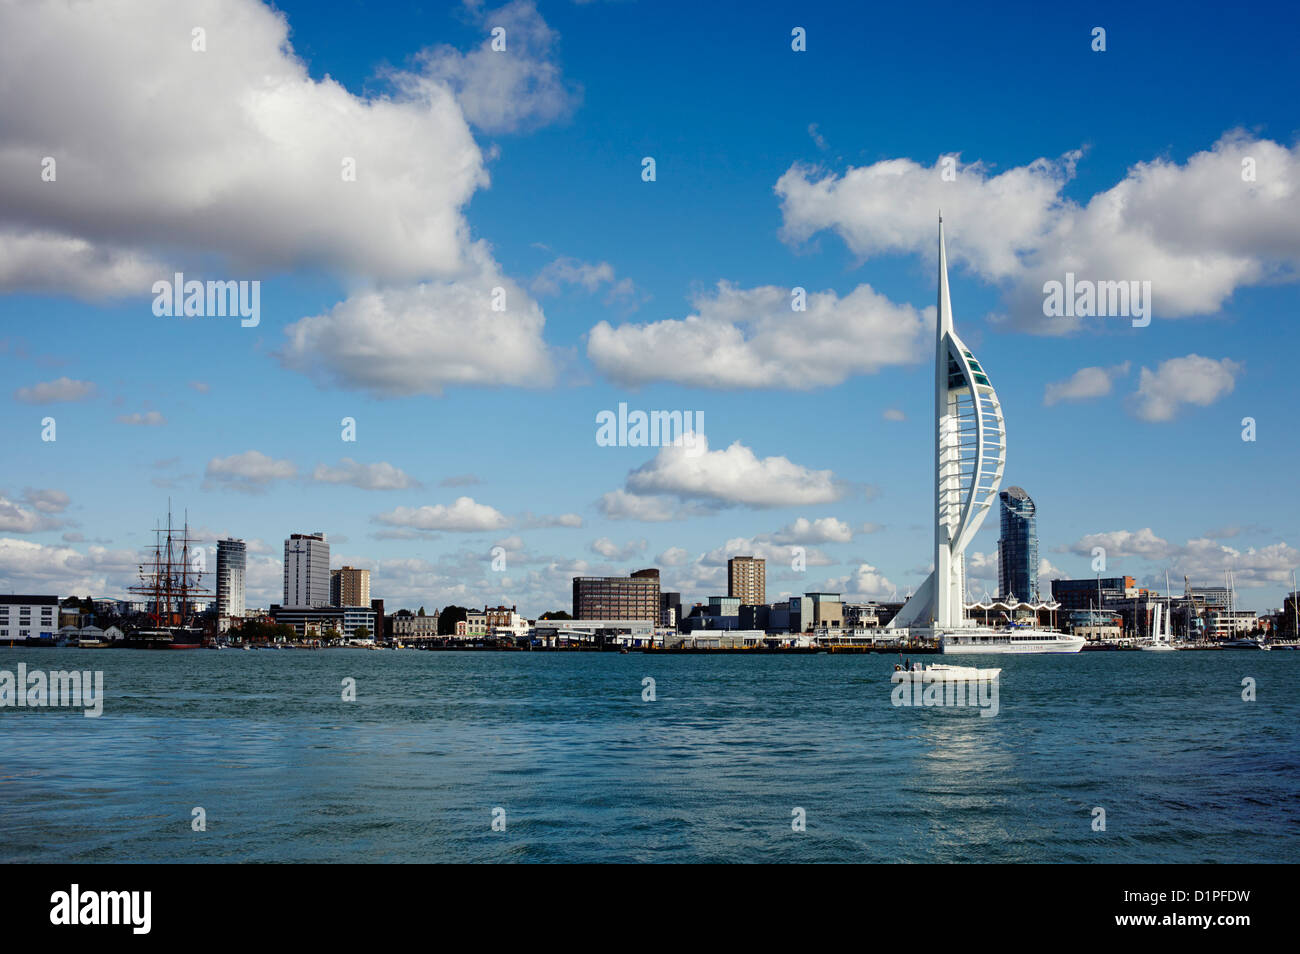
[2,0,1299,617]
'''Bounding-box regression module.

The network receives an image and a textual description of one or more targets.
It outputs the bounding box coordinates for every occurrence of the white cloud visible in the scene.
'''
[825,563,897,600]
[589,537,647,560]
[623,435,846,509]
[770,516,854,545]
[203,450,296,494]
[655,546,690,566]
[374,497,510,532]
[0,537,138,595]
[587,280,928,389]
[1043,362,1130,406]
[0,495,61,533]
[595,489,695,523]
[21,488,69,514]
[531,257,634,301]
[278,257,555,397]
[412,0,579,134]
[13,377,96,403]
[1130,354,1241,422]
[310,458,420,491]
[700,536,832,569]
[777,132,1300,329]
[1069,527,1171,560]
[882,408,906,422]
[519,511,584,529]
[0,0,499,292]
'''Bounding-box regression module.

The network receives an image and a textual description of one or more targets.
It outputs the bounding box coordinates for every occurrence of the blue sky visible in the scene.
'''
[1,0,1297,615]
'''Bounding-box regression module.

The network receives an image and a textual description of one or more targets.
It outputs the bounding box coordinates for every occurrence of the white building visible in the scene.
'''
[283,532,329,607]
[217,538,247,628]
[0,595,59,641]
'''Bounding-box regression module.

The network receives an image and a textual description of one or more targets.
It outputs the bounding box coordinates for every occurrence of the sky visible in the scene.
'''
[1,0,1298,617]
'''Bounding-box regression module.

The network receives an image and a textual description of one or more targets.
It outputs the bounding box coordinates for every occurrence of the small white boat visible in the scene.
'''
[891,663,1001,682]
[1139,591,1179,651]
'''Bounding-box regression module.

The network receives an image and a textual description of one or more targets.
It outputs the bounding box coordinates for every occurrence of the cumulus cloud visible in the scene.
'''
[310,458,421,491]
[531,257,635,301]
[882,408,906,422]
[0,537,138,595]
[278,257,555,397]
[777,132,1300,330]
[13,377,96,403]
[655,546,690,566]
[0,0,503,291]
[203,450,296,494]
[595,489,697,523]
[1130,354,1241,422]
[825,563,897,600]
[770,516,854,545]
[587,280,928,389]
[1065,527,1299,591]
[412,0,579,134]
[621,436,847,509]
[589,537,647,561]
[1043,362,1130,406]
[374,497,510,532]
[20,488,70,514]
[0,495,62,533]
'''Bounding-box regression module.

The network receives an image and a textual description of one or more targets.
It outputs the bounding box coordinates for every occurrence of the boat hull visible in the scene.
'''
[941,630,1085,654]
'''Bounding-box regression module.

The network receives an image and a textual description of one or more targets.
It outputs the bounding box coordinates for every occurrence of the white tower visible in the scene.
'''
[889,217,1006,632]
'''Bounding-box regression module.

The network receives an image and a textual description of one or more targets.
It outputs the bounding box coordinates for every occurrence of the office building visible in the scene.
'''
[727,555,766,605]
[997,486,1038,601]
[572,568,661,621]
[1051,577,1137,612]
[216,538,247,626]
[0,595,58,641]
[330,566,370,608]
[283,532,329,607]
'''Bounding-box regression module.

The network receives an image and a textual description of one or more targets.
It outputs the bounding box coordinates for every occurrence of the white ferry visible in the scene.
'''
[939,628,1085,654]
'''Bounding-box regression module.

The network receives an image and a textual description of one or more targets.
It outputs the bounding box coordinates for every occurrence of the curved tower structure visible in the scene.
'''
[889,217,1006,632]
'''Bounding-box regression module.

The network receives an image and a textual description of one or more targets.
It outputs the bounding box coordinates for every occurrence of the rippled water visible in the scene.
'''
[1,647,1295,862]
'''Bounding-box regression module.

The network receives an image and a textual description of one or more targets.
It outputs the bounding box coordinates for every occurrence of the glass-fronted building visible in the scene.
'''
[997,486,1038,602]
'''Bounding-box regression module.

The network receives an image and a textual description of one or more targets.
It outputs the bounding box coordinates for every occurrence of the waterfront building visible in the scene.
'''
[660,591,681,628]
[455,610,488,640]
[390,609,439,641]
[533,618,657,648]
[330,566,370,608]
[572,568,660,621]
[727,555,766,605]
[283,532,330,607]
[0,595,59,641]
[1187,585,1231,609]
[270,603,375,640]
[1051,576,1137,611]
[216,538,247,629]
[997,486,1038,602]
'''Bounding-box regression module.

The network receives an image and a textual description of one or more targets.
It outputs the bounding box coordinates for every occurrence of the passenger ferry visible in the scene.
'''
[939,628,1086,654]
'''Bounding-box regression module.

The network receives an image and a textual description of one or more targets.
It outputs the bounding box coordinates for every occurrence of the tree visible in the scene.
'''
[417,606,425,616]
[354,626,371,640]
[539,611,572,620]
[438,605,467,636]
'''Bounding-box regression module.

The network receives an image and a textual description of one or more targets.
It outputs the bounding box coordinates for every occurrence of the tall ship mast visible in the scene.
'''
[122,502,211,649]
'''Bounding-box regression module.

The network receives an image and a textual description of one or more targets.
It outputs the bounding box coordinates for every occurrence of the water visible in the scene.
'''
[1,647,1295,863]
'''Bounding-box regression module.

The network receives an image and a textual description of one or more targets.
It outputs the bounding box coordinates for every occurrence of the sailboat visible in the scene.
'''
[1140,571,1178,651]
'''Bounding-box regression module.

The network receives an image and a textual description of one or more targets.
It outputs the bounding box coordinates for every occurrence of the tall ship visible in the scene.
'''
[118,505,211,649]
[886,218,1084,655]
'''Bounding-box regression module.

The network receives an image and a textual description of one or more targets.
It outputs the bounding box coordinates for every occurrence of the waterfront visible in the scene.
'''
[1,647,1296,863]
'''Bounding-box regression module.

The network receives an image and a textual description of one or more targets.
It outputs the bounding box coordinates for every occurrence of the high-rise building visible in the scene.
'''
[573,568,660,621]
[284,532,329,607]
[997,486,1038,601]
[216,538,247,623]
[330,566,370,607]
[727,555,766,605]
